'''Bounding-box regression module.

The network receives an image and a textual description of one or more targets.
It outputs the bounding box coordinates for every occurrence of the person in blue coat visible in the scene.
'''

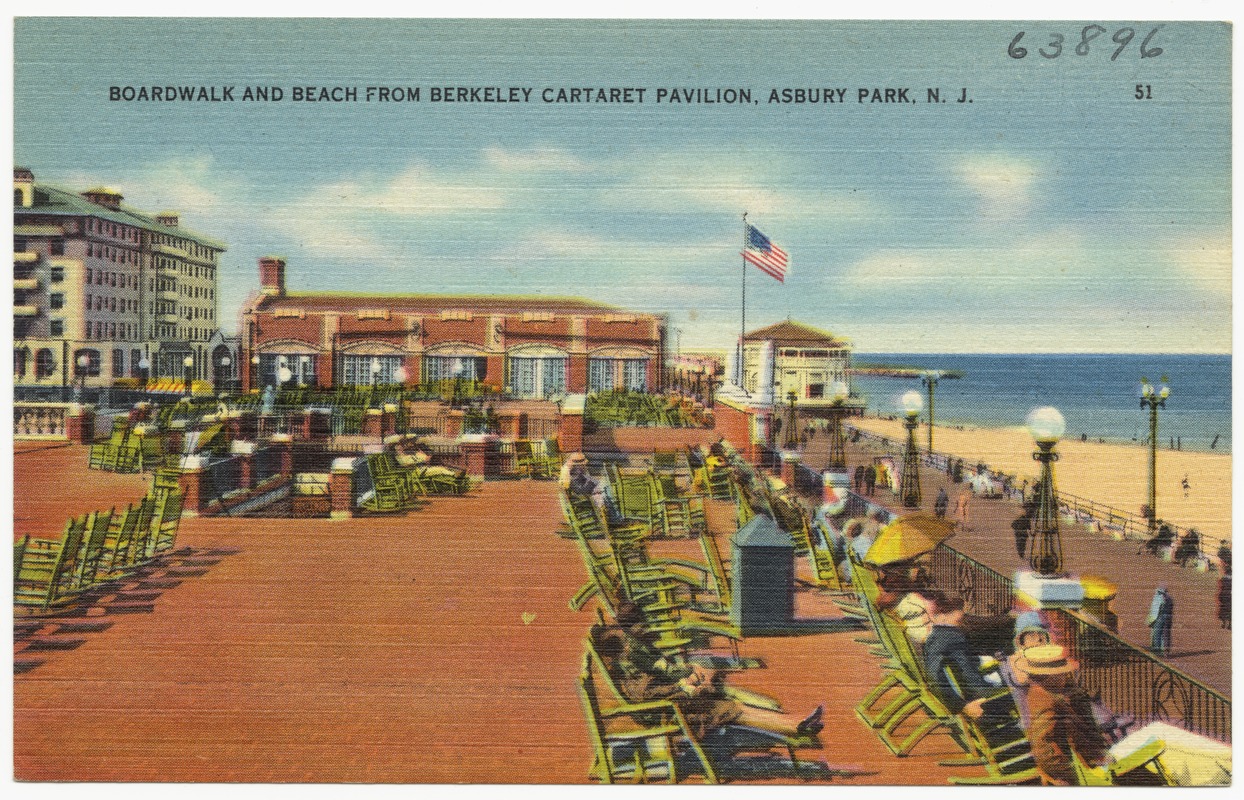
[1146,586,1174,655]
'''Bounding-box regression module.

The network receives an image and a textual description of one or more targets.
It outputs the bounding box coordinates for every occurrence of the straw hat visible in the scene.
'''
[566,452,589,465]
[1016,644,1078,675]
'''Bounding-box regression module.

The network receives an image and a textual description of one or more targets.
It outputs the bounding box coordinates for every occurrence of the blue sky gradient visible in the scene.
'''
[14,18,1232,352]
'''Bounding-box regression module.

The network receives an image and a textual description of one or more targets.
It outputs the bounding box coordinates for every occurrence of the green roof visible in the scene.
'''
[19,184,227,250]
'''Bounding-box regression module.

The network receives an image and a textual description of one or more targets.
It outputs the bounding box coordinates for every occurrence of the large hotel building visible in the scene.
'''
[242,257,666,397]
[13,168,226,392]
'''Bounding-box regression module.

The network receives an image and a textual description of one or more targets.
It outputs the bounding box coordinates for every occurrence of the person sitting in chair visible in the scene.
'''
[560,452,626,527]
[593,604,824,742]
[1016,645,1112,785]
[392,437,469,493]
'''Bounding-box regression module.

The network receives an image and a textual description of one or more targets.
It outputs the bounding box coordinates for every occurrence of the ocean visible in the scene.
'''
[850,353,1231,454]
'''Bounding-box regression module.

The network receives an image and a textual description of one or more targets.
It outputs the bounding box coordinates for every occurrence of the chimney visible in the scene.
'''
[13,167,34,208]
[156,211,180,227]
[82,186,124,210]
[259,256,287,296]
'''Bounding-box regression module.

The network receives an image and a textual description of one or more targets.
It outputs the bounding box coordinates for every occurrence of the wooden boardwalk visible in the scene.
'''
[15,444,977,784]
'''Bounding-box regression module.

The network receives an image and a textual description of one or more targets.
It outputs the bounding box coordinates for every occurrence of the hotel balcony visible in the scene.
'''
[157,311,181,324]
[14,278,39,291]
[158,289,179,301]
[14,251,39,264]
[14,305,39,317]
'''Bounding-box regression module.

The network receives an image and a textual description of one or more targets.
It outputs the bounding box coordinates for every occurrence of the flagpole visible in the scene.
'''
[740,212,747,387]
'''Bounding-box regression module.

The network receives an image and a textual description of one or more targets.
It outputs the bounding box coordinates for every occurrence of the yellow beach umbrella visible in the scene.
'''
[865,512,956,566]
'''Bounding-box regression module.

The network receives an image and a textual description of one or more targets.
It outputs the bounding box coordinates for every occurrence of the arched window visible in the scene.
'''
[35,348,55,378]
[14,347,30,377]
[73,348,102,377]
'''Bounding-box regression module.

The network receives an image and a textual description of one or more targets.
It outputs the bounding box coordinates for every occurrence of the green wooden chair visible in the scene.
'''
[147,491,184,557]
[578,650,715,784]
[14,515,91,612]
[78,507,123,586]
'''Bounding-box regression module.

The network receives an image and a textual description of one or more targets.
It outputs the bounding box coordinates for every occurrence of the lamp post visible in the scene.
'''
[900,390,923,508]
[921,370,941,453]
[251,354,260,392]
[826,379,849,470]
[370,357,381,401]
[220,355,232,394]
[182,355,194,398]
[1139,376,1170,536]
[1026,406,1066,576]
[73,354,89,403]
[138,356,150,390]
[784,390,800,450]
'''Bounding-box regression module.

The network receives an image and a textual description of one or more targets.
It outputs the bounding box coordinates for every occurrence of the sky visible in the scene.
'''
[12,17,1233,354]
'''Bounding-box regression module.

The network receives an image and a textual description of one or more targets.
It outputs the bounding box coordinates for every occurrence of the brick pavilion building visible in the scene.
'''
[240,257,666,398]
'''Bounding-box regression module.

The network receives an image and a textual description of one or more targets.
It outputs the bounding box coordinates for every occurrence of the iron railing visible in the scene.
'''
[927,543,1230,742]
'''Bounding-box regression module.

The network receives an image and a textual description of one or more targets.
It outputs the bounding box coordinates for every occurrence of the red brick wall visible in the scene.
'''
[584,318,656,348]
[336,315,407,346]
[424,317,489,348]
[258,314,320,346]
[567,356,588,393]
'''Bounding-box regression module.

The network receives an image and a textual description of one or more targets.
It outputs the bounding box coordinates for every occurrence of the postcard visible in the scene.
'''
[11,16,1232,786]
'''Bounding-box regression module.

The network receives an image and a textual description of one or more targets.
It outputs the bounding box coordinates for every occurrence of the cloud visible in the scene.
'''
[1165,233,1231,296]
[482,146,589,173]
[953,154,1040,219]
[600,150,877,220]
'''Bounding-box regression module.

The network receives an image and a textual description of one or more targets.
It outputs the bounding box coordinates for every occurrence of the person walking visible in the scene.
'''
[955,487,973,532]
[853,465,865,494]
[864,464,877,497]
[1012,512,1031,560]
[1146,586,1174,655]
[934,487,949,519]
[1182,474,1190,498]
[1217,565,1231,630]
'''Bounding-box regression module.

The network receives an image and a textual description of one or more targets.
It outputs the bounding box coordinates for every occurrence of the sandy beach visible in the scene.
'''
[850,417,1231,546]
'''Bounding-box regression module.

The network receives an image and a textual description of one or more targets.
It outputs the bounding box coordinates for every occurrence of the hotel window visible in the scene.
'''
[50,320,64,336]
[50,266,64,282]
[14,348,29,378]
[343,355,404,386]
[112,348,125,378]
[508,355,567,400]
[588,358,648,393]
[49,293,64,310]
[423,355,485,383]
[50,239,64,255]
[35,348,55,378]
[130,349,143,378]
[259,353,317,388]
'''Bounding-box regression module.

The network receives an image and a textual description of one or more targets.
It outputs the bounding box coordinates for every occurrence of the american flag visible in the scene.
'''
[742,224,789,282]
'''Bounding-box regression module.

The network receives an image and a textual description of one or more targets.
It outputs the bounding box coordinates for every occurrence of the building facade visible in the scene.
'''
[741,319,853,406]
[13,168,226,393]
[241,257,666,397]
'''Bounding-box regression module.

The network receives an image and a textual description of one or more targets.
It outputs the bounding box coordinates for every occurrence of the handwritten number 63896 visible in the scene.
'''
[1008,26,1163,61]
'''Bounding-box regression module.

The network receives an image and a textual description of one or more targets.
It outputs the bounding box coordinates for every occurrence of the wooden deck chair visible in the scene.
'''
[14,515,91,612]
[359,453,416,513]
[606,463,653,524]
[585,637,822,782]
[651,449,683,477]
[1071,739,1171,786]
[101,501,145,576]
[78,507,123,585]
[561,491,624,613]
[513,439,537,478]
[149,491,185,556]
[578,651,716,784]
[539,438,563,478]
[646,472,704,539]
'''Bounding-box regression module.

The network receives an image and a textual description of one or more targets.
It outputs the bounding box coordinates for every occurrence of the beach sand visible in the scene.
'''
[850,417,1231,546]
